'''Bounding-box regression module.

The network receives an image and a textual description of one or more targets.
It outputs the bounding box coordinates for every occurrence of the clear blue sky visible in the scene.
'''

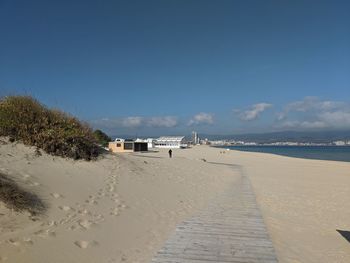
[1,0,349,136]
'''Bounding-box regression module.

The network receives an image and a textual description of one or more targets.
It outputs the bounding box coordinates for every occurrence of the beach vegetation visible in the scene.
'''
[0,95,99,160]
[93,129,111,147]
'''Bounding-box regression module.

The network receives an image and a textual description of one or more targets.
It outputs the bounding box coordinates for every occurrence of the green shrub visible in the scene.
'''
[93,129,111,147]
[0,96,99,160]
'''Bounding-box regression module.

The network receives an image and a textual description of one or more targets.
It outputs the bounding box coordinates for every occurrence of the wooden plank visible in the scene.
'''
[151,176,278,263]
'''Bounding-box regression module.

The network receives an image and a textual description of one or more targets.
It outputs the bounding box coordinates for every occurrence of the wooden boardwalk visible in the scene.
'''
[151,176,278,263]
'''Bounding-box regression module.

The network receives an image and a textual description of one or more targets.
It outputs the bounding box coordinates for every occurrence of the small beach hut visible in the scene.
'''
[108,139,148,153]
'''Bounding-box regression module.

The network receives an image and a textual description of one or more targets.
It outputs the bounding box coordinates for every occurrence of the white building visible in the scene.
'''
[135,138,156,148]
[334,140,346,146]
[146,138,155,148]
[154,136,187,149]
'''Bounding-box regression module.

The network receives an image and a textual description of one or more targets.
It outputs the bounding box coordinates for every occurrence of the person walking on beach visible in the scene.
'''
[168,149,172,158]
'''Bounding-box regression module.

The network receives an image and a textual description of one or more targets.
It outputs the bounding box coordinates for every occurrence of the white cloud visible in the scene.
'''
[275,97,350,130]
[90,118,121,129]
[277,120,328,129]
[276,112,286,121]
[90,115,178,130]
[319,111,350,128]
[285,96,318,112]
[188,112,214,126]
[283,97,344,113]
[238,103,272,121]
[122,116,143,128]
[147,116,178,128]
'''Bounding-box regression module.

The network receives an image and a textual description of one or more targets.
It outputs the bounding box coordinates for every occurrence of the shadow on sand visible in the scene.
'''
[206,161,242,169]
[131,154,163,159]
[337,230,350,243]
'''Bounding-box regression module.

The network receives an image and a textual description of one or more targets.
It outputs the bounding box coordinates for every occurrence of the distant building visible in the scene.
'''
[147,138,156,148]
[154,136,187,149]
[135,138,155,149]
[192,131,199,145]
[109,138,148,153]
[200,138,210,145]
[334,140,346,146]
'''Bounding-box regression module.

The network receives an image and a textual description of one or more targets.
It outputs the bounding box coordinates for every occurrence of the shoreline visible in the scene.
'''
[214,145,350,163]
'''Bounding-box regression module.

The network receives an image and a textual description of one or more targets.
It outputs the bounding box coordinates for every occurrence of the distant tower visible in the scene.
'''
[192,131,198,144]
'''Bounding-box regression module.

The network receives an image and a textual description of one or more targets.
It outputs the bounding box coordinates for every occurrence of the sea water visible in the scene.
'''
[219,146,350,162]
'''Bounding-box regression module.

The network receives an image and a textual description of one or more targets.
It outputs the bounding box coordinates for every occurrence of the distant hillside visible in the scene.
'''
[200,130,350,143]
[110,130,350,144]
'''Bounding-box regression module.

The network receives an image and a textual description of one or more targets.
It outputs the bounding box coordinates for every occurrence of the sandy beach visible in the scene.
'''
[1,140,350,262]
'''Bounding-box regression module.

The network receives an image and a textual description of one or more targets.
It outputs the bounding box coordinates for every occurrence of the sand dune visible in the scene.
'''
[0,141,349,262]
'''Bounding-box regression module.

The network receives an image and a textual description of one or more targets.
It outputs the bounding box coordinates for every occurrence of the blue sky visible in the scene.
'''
[1,0,349,136]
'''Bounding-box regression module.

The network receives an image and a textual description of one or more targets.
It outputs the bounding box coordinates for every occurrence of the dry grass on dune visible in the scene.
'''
[0,95,99,160]
[0,172,46,216]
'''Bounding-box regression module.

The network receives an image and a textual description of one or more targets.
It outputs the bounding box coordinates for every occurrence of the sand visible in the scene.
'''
[228,150,350,263]
[0,140,349,262]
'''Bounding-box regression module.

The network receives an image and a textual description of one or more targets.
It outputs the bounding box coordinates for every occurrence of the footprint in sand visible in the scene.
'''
[78,219,94,230]
[118,204,127,209]
[41,221,58,227]
[47,230,56,237]
[66,213,77,220]
[58,205,72,212]
[51,193,63,199]
[22,237,34,246]
[85,199,98,205]
[22,174,31,180]
[110,180,117,185]
[110,208,119,216]
[97,191,105,197]
[34,229,56,238]
[78,209,92,216]
[59,218,71,224]
[112,198,120,204]
[91,213,105,223]
[7,238,21,246]
[0,256,8,262]
[69,225,78,230]
[74,240,99,249]
[74,240,89,249]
